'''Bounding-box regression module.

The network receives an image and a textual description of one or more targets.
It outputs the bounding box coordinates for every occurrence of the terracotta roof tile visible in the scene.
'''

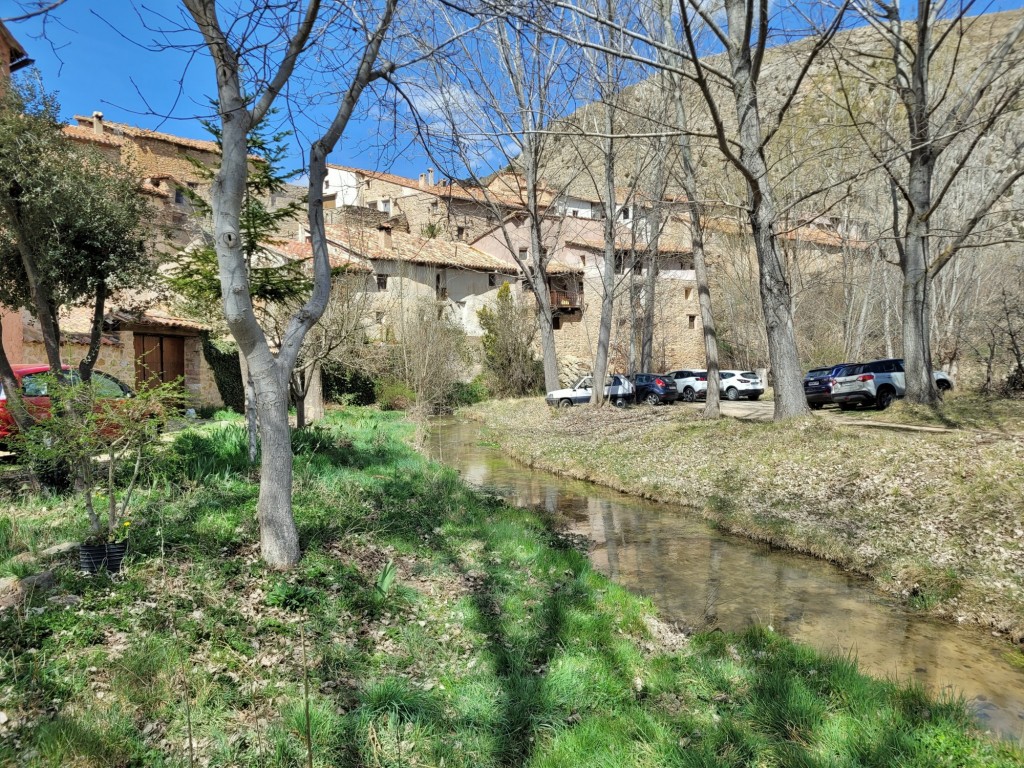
[323,223,519,273]
[546,260,584,274]
[71,116,222,155]
[267,239,373,273]
[63,124,125,148]
[566,237,691,254]
[327,164,526,208]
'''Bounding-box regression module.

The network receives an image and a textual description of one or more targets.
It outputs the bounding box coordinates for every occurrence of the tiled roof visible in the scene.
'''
[566,237,691,254]
[546,260,584,275]
[327,164,526,208]
[71,116,222,155]
[110,310,209,332]
[324,223,519,273]
[267,239,373,273]
[697,215,868,250]
[63,124,125,148]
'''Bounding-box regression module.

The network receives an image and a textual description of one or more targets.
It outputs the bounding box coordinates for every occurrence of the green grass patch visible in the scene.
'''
[0,408,1019,766]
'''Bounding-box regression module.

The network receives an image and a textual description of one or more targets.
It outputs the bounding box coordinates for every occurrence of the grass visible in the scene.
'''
[837,391,1024,433]
[468,398,1024,647]
[0,408,1020,766]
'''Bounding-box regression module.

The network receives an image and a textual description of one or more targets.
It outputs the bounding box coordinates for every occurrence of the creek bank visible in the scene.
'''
[467,399,1024,647]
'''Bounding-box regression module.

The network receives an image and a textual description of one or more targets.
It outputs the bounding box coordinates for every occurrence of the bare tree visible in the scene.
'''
[417,13,581,392]
[674,0,849,419]
[835,3,1024,404]
[182,0,398,569]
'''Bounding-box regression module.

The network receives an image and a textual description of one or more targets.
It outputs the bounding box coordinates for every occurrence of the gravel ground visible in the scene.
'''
[468,399,1024,646]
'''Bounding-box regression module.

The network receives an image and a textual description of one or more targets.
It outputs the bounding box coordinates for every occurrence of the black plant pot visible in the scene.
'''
[79,541,128,574]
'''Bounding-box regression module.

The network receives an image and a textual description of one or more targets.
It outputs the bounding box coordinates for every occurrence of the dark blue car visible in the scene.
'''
[632,373,678,406]
[803,363,853,409]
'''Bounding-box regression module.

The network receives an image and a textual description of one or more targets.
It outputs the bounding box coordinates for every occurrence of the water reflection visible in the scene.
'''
[428,418,1024,740]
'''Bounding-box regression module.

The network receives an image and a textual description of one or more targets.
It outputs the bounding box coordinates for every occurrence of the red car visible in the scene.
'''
[0,364,134,442]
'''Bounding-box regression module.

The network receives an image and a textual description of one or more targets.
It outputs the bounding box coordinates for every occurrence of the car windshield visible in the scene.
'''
[576,377,593,389]
[741,371,758,378]
[806,368,831,378]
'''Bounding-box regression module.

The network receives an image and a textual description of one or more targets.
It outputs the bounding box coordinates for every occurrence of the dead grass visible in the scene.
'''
[468,398,1024,645]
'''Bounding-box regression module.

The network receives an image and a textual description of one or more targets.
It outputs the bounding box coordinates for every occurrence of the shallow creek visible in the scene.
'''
[427,417,1024,741]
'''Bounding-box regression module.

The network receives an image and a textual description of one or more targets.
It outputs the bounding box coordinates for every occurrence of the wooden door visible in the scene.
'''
[134,334,186,389]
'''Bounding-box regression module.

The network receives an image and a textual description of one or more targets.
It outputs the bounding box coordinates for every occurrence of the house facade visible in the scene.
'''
[323,165,707,381]
[0,113,224,404]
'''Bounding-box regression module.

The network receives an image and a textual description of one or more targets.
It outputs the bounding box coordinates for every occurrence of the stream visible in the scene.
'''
[427,416,1024,741]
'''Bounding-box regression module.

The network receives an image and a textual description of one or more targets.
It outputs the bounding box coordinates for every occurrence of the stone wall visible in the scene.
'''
[19,332,223,407]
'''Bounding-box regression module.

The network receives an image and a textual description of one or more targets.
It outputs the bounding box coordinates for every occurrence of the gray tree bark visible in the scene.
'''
[184,0,396,568]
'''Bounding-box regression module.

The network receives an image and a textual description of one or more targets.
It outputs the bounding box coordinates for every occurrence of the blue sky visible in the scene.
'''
[7,0,1024,184]
[7,0,434,181]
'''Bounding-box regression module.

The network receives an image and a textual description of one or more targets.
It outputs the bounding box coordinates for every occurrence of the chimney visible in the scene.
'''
[418,173,426,189]
[427,168,435,186]
[377,224,393,250]
[92,111,104,135]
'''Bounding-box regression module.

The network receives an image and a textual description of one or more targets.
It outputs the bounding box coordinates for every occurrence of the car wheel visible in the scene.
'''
[645,393,660,406]
[725,387,739,401]
[558,399,573,409]
[937,380,952,393]
[875,387,895,411]
[810,403,824,410]
[614,398,627,408]
[682,387,695,402]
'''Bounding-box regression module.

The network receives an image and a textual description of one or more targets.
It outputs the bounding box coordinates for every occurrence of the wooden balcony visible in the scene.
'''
[551,289,582,310]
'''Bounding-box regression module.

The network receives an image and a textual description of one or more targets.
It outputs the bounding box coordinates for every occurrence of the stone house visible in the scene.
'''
[323,165,706,380]
[0,114,224,405]
[0,21,30,82]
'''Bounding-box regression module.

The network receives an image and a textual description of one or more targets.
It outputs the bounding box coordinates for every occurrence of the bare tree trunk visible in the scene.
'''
[591,99,618,406]
[669,78,720,417]
[902,165,938,404]
[239,351,259,464]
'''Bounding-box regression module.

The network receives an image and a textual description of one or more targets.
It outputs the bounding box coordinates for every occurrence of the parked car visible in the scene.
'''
[631,373,678,405]
[0,364,135,444]
[719,370,764,401]
[803,363,853,410]
[667,369,708,402]
[830,358,954,411]
[545,374,635,408]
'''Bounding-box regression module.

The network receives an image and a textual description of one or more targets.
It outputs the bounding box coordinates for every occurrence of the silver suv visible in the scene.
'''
[831,359,954,411]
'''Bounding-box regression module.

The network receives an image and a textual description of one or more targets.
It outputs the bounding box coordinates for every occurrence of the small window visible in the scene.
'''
[552,315,562,330]
[376,274,388,291]
[174,188,186,205]
[374,311,385,323]
[621,206,630,221]
[456,226,466,240]
[367,200,377,209]
[488,273,498,288]
[688,315,696,330]
[580,255,586,266]
[380,199,392,214]
[518,246,528,262]
[430,201,439,213]
[684,287,692,300]
[187,181,198,190]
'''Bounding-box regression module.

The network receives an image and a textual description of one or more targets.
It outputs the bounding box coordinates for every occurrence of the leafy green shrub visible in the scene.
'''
[477,283,543,396]
[375,379,415,411]
[446,376,489,408]
[321,361,376,405]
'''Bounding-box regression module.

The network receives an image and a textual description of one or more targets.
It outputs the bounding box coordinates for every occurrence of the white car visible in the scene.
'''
[719,370,764,401]
[667,369,708,402]
[545,375,634,408]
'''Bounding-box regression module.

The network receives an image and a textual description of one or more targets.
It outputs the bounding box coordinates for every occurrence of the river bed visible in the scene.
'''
[427,416,1024,741]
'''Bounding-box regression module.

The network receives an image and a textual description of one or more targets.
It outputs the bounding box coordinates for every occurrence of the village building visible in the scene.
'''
[322,165,706,380]
[0,21,30,82]
[0,110,224,404]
